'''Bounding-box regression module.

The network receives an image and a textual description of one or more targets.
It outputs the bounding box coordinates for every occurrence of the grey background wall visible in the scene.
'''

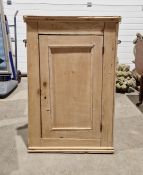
[3,0,143,73]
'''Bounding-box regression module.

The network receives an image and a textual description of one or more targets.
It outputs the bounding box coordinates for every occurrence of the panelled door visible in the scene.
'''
[39,35,103,148]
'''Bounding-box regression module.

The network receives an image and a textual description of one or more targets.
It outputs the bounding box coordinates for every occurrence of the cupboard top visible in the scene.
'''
[23,16,121,23]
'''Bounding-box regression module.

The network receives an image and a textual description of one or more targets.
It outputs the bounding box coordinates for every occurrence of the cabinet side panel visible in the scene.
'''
[101,22,119,147]
[27,22,41,147]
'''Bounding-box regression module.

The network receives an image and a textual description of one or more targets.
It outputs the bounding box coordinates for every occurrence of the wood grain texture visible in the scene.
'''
[28,146,114,153]
[25,16,120,153]
[38,21,104,35]
[39,35,102,143]
[24,16,121,22]
[101,22,117,147]
[27,21,41,147]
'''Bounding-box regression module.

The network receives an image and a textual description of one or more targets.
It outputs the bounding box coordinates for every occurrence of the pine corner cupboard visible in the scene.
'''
[24,16,121,153]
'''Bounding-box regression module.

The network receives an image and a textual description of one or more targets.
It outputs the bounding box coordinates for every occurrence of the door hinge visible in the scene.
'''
[102,46,104,55]
[100,123,103,132]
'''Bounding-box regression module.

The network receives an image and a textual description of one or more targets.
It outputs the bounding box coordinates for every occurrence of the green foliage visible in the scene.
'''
[118,64,130,72]
[116,64,136,93]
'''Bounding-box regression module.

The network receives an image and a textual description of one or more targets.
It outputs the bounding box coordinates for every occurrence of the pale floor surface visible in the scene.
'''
[0,78,143,175]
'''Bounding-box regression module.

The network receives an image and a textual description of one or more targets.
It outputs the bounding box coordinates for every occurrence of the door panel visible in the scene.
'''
[50,46,92,129]
[39,35,103,146]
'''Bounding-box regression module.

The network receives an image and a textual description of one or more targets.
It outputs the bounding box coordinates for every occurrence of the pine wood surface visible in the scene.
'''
[25,16,120,153]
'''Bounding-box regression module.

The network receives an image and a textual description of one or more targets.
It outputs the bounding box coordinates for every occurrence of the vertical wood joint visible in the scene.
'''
[100,122,103,132]
[37,88,41,96]
[102,46,104,55]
